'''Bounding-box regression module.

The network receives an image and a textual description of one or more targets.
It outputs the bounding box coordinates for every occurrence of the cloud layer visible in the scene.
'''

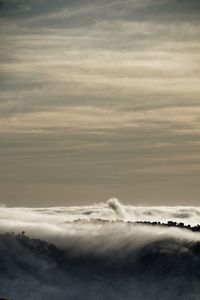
[0,201,200,299]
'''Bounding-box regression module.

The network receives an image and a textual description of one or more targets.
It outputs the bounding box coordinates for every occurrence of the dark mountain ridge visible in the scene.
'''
[0,221,200,300]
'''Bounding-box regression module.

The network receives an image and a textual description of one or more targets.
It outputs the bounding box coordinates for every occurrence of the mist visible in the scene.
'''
[0,200,200,299]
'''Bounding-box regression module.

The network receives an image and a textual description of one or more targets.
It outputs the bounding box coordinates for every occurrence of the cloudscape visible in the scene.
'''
[0,1,200,299]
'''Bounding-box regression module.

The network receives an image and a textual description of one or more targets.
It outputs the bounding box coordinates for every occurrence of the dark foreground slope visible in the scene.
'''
[0,231,200,300]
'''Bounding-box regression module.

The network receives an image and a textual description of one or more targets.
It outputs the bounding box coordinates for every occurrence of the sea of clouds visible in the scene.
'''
[0,199,200,300]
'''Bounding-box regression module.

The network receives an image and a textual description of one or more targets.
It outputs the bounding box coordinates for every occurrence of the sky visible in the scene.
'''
[0,0,200,206]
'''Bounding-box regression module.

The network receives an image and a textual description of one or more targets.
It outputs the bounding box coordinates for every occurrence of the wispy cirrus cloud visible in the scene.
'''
[0,106,199,134]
